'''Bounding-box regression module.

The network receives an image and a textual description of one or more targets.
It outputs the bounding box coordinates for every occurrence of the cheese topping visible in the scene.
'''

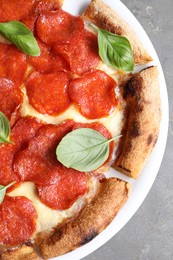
[9,177,100,237]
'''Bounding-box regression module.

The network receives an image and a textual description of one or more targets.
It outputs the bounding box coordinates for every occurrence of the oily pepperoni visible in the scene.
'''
[21,0,62,32]
[0,145,20,186]
[0,78,23,120]
[33,0,62,14]
[69,70,117,119]
[37,168,87,210]
[28,39,69,73]
[0,44,28,87]
[26,72,72,116]
[73,122,112,139]
[21,13,38,32]
[13,120,74,185]
[11,116,44,149]
[0,117,43,186]
[0,0,35,22]
[0,196,37,246]
[54,30,101,75]
[36,9,84,45]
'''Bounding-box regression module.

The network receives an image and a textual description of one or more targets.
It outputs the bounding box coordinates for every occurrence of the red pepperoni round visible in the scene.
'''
[54,30,101,75]
[37,168,87,210]
[0,196,37,246]
[0,0,35,22]
[33,0,62,14]
[0,145,20,186]
[26,72,72,115]
[0,43,7,60]
[36,9,84,45]
[29,39,69,73]
[14,120,74,185]
[21,13,38,32]
[0,117,43,186]
[73,122,112,139]
[0,44,28,87]
[11,116,44,149]
[0,78,23,120]
[21,0,62,32]
[69,70,117,119]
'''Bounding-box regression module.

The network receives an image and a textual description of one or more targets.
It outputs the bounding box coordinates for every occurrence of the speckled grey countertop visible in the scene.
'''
[84,0,173,259]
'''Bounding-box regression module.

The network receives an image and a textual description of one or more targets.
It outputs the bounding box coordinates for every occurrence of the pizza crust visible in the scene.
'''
[83,0,152,65]
[0,178,129,259]
[113,66,161,178]
[0,244,39,260]
[36,178,129,259]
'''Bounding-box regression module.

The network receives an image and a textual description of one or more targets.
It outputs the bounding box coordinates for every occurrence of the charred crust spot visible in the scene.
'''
[24,241,33,247]
[130,121,140,138]
[48,229,63,245]
[123,76,143,99]
[117,165,131,174]
[80,231,98,246]
[147,134,153,145]
[123,78,136,99]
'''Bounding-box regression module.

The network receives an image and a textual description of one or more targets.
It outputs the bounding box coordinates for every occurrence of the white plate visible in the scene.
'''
[53,0,169,259]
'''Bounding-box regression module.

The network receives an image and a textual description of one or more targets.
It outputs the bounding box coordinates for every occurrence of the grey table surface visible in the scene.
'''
[84,0,173,260]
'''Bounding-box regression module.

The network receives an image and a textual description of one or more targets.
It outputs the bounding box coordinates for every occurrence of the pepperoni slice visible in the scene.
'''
[0,0,35,22]
[36,9,84,45]
[0,117,43,186]
[0,145,20,186]
[69,70,117,119]
[0,196,37,246]
[26,72,72,116]
[11,116,44,149]
[37,168,87,210]
[21,0,62,32]
[73,122,112,139]
[14,120,74,185]
[54,30,101,75]
[33,0,62,14]
[28,39,69,73]
[0,44,28,87]
[0,78,23,120]
[21,13,38,32]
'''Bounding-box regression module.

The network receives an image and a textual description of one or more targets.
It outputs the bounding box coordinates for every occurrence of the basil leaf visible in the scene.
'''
[0,181,16,204]
[56,128,121,172]
[0,112,13,144]
[91,23,134,72]
[0,21,40,56]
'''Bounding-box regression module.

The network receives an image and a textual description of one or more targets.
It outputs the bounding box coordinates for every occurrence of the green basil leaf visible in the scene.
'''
[0,21,40,56]
[56,128,121,172]
[0,112,13,144]
[0,181,16,204]
[91,23,134,72]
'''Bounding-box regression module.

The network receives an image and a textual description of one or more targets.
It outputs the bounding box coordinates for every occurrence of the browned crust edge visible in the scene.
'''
[0,244,40,260]
[113,66,161,178]
[83,0,152,65]
[35,178,129,259]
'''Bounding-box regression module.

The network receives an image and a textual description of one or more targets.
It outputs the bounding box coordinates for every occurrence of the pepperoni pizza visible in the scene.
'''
[0,0,161,259]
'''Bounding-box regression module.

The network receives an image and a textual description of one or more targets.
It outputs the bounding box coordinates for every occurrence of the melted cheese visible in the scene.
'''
[8,178,100,237]
[21,88,124,137]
